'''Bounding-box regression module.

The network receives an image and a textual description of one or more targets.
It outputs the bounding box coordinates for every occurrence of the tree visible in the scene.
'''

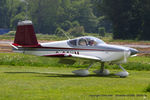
[77,1,99,33]
[27,0,63,34]
[100,0,136,39]
[98,0,150,40]
[55,27,65,36]
[138,0,150,40]
[0,0,8,28]
[9,0,26,29]
[98,27,105,36]
[61,20,73,31]
[0,0,113,35]
[68,26,85,37]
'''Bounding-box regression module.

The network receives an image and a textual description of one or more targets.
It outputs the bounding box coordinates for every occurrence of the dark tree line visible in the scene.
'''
[0,0,108,35]
[0,0,150,40]
[99,0,150,40]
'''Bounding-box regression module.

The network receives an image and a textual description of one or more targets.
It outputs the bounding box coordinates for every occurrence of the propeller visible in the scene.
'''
[130,48,139,57]
[123,50,128,63]
[123,48,139,62]
[131,54,138,57]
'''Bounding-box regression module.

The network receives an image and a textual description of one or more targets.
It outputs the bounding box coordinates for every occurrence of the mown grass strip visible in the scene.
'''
[0,53,149,71]
[0,66,150,100]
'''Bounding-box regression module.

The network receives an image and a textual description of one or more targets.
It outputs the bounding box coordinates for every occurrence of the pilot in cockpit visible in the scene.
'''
[88,40,97,46]
[89,40,94,46]
[79,39,87,46]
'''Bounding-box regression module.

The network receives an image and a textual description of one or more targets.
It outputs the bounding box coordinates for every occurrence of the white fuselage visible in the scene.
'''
[13,39,131,64]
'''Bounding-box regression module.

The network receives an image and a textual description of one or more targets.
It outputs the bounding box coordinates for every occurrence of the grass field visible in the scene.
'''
[0,53,149,71]
[0,31,149,100]
[0,53,149,100]
[0,66,150,100]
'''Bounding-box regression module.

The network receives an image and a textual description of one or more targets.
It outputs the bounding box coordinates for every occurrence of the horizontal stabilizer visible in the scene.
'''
[12,43,40,48]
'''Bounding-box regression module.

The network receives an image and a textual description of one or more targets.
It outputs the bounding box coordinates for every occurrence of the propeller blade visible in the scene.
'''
[123,50,127,63]
[131,54,138,57]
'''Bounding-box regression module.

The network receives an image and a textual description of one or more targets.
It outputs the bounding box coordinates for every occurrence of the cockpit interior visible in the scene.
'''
[68,36,105,46]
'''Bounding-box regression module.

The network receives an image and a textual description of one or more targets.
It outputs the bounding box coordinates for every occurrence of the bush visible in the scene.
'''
[72,21,80,27]
[68,26,85,37]
[61,20,73,31]
[5,31,16,36]
[55,27,65,36]
[146,84,150,92]
[98,27,105,37]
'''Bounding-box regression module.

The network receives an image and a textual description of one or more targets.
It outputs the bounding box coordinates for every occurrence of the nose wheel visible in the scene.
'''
[115,65,129,78]
[93,63,129,78]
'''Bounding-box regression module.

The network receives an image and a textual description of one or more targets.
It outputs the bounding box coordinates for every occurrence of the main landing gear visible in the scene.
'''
[72,63,129,78]
[72,64,93,76]
[93,62,110,75]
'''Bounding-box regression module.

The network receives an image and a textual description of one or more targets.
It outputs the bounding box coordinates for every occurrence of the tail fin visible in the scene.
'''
[14,20,38,47]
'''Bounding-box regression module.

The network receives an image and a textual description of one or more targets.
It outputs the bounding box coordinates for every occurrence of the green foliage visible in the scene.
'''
[72,21,80,27]
[0,0,8,28]
[0,0,26,29]
[55,27,65,36]
[0,0,106,36]
[10,12,26,29]
[61,20,73,31]
[5,31,16,36]
[77,2,99,33]
[27,0,82,34]
[68,26,85,37]
[98,27,105,37]
[36,34,67,41]
[99,0,150,40]
[0,0,108,37]
[98,16,112,33]
[1,0,150,40]
[146,84,150,92]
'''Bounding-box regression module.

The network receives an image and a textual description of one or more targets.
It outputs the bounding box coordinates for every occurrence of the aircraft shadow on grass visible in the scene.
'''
[4,72,120,78]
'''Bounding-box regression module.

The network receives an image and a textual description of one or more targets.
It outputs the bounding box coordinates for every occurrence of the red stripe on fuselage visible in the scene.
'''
[37,46,123,52]
[13,43,123,52]
[15,46,122,52]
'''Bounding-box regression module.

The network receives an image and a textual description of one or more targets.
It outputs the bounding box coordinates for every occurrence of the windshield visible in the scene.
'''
[85,36,105,46]
[69,36,105,46]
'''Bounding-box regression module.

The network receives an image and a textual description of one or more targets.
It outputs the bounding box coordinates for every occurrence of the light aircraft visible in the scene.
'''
[11,20,139,77]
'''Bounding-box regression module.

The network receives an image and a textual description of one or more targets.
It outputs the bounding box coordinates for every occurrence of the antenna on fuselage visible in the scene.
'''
[62,31,70,40]
[21,0,29,20]
[25,2,29,20]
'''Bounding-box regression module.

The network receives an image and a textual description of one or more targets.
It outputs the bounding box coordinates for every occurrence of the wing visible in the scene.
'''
[44,53,102,61]
[71,54,101,61]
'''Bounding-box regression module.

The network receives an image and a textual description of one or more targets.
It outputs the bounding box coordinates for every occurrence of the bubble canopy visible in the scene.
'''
[68,36,105,46]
